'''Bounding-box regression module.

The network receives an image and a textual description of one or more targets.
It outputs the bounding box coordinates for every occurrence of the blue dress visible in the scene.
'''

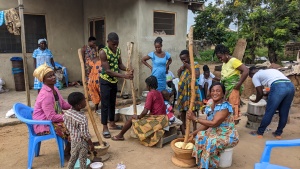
[148,51,171,91]
[32,48,54,90]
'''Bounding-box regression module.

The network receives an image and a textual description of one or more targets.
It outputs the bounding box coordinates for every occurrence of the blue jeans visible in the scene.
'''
[257,81,295,135]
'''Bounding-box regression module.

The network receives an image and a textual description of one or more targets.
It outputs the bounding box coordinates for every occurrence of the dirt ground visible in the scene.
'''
[1,103,300,169]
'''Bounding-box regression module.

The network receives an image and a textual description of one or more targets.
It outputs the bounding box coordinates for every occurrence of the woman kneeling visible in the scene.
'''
[187,82,239,169]
[112,76,168,147]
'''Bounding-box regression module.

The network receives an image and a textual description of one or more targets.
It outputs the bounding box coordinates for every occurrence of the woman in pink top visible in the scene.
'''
[112,76,168,147]
[32,63,71,156]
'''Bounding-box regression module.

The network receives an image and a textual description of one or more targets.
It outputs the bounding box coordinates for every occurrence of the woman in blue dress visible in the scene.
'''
[33,38,56,93]
[141,37,172,91]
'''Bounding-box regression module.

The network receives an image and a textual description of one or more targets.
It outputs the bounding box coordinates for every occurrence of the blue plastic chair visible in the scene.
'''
[13,103,66,169]
[54,62,69,87]
[255,139,300,169]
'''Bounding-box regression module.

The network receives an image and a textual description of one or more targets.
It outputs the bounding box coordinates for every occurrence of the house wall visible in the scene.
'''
[137,0,188,93]
[84,0,188,95]
[0,0,84,89]
[83,0,140,94]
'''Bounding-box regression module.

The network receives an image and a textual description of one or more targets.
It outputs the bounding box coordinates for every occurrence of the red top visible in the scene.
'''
[144,90,166,115]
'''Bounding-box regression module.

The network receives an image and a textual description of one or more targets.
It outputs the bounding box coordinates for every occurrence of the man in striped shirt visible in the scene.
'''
[64,92,94,169]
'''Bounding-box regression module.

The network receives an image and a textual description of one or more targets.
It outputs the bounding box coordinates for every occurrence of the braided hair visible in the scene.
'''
[145,75,158,89]
[154,37,163,45]
[214,44,230,55]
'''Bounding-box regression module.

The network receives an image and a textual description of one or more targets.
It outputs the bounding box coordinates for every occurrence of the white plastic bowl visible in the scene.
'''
[90,162,103,169]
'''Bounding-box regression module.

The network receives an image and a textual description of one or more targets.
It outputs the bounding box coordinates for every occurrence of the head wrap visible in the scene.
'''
[203,65,210,72]
[38,38,47,44]
[33,63,53,82]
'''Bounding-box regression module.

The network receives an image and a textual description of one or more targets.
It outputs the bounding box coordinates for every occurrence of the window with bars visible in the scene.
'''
[89,19,105,46]
[153,11,175,35]
[0,14,47,53]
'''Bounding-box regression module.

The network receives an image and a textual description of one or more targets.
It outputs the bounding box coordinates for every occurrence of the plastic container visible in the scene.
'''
[74,158,90,169]
[219,148,233,168]
[10,57,25,91]
[90,162,103,169]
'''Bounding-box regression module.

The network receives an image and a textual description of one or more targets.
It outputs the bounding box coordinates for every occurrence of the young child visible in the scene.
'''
[198,65,220,100]
[64,92,94,169]
[166,67,177,107]
[161,90,183,126]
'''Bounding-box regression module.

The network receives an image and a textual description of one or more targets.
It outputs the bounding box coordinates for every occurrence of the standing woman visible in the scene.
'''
[177,49,202,135]
[33,38,56,93]
[215,44,249,124]
[141,37,172,91]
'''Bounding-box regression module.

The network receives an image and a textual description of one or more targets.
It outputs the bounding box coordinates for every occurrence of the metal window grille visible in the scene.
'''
[153,12,175,35]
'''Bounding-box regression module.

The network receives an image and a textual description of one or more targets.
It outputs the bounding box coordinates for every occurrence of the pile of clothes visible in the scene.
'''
[0,8,21,35]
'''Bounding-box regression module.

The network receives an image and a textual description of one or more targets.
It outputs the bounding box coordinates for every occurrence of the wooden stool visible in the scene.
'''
[156,124,178,148]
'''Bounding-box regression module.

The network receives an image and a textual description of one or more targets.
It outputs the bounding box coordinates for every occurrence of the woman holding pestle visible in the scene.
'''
[186,82,239,169]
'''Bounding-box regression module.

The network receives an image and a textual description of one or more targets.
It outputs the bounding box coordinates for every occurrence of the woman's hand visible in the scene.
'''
[233,83,241,90]
[186,110,196,121]
[87,139,95,152]
[132,114,139,120]
[183,62,190,70]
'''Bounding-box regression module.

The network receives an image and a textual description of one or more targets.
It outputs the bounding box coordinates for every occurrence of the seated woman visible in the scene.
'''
[186,82,239,169]
[32,63,72,157]
[112,76,168,147]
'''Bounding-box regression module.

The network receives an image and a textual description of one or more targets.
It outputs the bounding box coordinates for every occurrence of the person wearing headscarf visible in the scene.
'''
[32,38,56,93]
[32,63,72,158]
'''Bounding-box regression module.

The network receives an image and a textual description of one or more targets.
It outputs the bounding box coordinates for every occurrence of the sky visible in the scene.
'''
[187,2,237,32]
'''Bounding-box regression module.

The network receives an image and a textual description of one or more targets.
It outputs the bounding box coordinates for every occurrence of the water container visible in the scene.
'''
[219,148,233,168]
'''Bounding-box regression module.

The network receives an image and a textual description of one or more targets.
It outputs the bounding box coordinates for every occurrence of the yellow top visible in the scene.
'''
[221,57,242,79]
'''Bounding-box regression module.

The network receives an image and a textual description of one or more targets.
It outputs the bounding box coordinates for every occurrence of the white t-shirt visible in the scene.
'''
[252,69,289,87]
[166,70,175,82]
[198,72,215,88]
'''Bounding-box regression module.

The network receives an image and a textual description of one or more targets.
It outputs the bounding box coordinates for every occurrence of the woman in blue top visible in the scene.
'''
[141,37,172,91]
[33,38,56,93]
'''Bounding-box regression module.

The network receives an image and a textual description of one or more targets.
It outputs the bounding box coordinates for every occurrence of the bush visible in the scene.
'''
[196,49,219,62]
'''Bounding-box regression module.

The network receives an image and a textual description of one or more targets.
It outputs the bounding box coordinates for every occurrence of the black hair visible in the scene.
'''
[108,32,119,41]
[209,82,226,95]
[203,65,210,72]
[154,37,163,45]
[249,66,258,73]
[67,92,85,107]
[88,36,96,42]
[214,44,230,55]
[145,75,158,89]
[180,49,189,56]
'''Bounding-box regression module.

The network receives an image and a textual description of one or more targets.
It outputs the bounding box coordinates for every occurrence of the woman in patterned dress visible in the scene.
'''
[187,82,239,169]
[33,38,56,93]
[177,49,202,135]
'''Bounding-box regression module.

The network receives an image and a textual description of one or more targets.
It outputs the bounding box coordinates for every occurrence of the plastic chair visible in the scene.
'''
[13,103,66,169]
[255,139,300,169]
[54,62,69,87]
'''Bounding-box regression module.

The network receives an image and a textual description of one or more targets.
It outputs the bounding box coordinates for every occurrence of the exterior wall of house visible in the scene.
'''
[0,0,84,89]
[137,0,188,93]
[84,0,188,95]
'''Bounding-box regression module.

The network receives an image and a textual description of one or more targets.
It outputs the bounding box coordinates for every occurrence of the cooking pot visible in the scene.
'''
[247,100,266,116]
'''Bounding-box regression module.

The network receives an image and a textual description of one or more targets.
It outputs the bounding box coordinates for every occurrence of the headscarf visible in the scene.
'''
[38,38,47,44]
[33,63,53,82]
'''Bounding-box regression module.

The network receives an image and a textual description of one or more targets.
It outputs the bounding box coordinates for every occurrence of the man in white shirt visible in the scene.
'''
[198,65,220,100]
[249,67,295,139]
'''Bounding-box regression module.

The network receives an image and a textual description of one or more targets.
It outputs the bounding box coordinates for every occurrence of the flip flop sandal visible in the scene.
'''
[109,125,123,130]
[250,131,263,138]
[102,131,111,138]
[272,132,282,140]
[111,136,125,141]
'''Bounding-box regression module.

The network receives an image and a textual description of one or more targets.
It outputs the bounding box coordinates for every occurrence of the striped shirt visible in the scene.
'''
[63,109,91,142]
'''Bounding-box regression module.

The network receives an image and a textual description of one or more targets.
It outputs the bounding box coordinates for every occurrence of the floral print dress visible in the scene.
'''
[192,101,239,169]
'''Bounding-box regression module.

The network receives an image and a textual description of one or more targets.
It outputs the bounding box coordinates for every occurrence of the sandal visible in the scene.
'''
[102,131,111,138]
[111,136,125,141]
[234,119,241,125]
[272,132,282,140]
[109,125,123,130]
[250,131,263,138]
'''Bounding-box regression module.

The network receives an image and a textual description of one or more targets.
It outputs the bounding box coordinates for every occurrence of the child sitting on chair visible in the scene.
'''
[64,92,94,169]
[161,90,182,126]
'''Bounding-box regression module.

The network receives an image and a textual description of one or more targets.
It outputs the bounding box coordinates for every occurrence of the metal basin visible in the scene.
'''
[247,102,266,116]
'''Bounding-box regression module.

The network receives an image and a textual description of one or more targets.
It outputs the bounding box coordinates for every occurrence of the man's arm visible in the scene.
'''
[252,86,264,103]
[100,50,132,79]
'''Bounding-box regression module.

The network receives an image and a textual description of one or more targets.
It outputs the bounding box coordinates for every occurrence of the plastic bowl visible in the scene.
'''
[90,162,103,169]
